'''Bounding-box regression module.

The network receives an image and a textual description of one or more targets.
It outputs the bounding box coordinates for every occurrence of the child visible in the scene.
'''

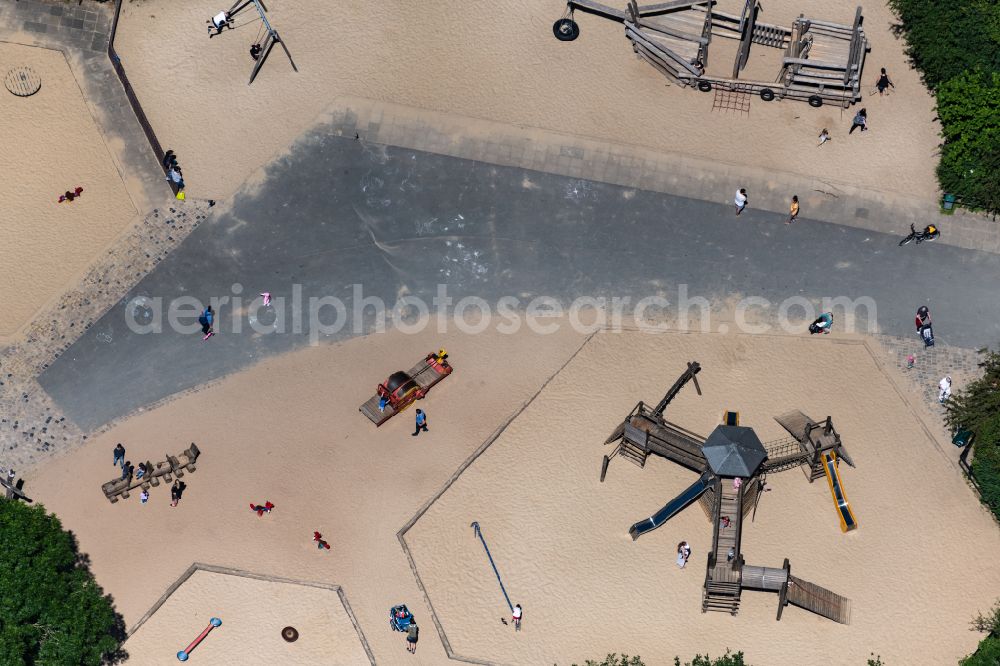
[170,481,180,507]
[313,531,331,550]
[817,129,831,146]
[250,501,274,517]
[676,541,691,568]
[512,604,523,632]
[849,109,868,134]
[58,187,84,203]
[140,489,149,504]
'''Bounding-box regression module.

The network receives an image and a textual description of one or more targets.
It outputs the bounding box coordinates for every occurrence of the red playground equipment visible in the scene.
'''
[177,617,221,661]
[359,349,453,426]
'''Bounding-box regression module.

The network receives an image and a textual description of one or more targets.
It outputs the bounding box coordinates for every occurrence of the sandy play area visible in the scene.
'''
[122,565,371,664]
[403,331,1000,665]
[25,325,588,664]
[23,323,1000,665]
[0,41,136,342]
[115,0,940,202]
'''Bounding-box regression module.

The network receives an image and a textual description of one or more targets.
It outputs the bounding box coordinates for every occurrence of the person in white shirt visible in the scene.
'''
[208,11,232,37]
[734,188,748,216]
[511,604,522,631]
[938,376,952,403]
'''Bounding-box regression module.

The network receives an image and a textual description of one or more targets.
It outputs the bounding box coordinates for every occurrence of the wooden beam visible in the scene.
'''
[782,57,846,70]
[805,18,853,31]
[636,0,710,16]
[632,40,690,85]
[568,0,627,21]
[639,17,708,44]
[733,0,756,78]
[626,23,703,76]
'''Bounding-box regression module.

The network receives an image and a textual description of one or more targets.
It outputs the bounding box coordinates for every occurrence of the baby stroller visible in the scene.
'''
[389,604,414,632]
[919,323,935,347]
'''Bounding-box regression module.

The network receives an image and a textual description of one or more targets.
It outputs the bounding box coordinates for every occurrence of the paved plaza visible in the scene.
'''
[38,129,1000,431]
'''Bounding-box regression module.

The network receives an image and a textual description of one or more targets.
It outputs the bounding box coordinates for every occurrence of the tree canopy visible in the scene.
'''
[0,500,123,665]
[888,0,1000,216]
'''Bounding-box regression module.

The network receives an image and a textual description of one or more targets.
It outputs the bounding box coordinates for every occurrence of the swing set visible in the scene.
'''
[211,0,298,85]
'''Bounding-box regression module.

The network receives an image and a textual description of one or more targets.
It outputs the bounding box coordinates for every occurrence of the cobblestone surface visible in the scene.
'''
[875,333,983,407]
[0,203,210,473]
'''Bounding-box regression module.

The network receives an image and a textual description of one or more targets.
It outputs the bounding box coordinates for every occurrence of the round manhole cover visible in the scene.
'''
[5,67,41,97]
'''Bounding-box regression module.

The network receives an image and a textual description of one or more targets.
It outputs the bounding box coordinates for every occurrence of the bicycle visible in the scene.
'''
[899,223,940,246]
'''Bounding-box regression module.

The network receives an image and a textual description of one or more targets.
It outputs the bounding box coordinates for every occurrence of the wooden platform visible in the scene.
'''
[359,357,451,426]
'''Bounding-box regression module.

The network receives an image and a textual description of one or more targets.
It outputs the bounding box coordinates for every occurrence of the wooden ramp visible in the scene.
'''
[774,410,814,444]
[786,575,851,624]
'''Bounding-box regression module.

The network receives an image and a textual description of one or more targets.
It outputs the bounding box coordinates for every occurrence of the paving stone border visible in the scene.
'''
[0,203,209,473]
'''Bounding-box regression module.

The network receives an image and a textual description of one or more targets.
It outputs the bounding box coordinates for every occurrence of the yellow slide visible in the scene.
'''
[823,452,858,532]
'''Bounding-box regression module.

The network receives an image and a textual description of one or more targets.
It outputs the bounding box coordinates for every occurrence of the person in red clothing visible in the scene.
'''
[250,501,274,517]
[915,306,931,331]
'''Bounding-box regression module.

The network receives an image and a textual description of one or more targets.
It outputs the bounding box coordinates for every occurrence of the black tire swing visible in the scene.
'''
[553,18,580,41]
[759,88,775,101]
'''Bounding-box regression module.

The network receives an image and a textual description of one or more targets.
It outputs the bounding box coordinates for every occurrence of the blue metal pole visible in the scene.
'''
[470,522,513,613]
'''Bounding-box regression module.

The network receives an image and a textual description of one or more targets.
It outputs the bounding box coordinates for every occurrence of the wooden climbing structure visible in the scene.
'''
[553,0,870,108]
[602,362,853,623]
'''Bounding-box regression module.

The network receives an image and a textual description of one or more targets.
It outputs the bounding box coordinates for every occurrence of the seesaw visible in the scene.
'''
[177,617,221,661]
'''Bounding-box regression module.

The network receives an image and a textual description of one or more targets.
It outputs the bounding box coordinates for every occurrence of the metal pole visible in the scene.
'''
[470,522,514,613]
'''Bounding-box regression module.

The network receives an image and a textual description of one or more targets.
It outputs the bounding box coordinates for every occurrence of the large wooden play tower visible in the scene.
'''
[602,361,854,623]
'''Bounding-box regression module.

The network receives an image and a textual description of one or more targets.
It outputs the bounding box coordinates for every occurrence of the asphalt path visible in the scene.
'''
[38,132,1000,430]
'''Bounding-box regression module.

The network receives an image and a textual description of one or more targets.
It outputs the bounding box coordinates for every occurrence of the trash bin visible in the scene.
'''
[942,193,956,211]
[952,428,974,448]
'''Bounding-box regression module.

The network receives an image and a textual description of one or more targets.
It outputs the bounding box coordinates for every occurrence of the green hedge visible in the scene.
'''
[888,0,1000,216]
[944,349,1000,520]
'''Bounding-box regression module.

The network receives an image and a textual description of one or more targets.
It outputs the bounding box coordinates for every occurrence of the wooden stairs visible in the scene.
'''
[702,481,743,614]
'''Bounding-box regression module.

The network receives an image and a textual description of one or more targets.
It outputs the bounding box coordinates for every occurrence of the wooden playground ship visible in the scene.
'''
[601,361,855,622]
[553,0,870,108]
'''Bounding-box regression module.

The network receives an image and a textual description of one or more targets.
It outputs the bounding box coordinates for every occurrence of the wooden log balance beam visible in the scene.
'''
[102,444,202,503]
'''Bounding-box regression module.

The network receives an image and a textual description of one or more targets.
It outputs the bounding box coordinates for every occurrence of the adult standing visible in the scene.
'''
[121,460,133,482]
[787,195,799,225]
[939,376,952,403]
[412,409,428,437]
[915,306,931,332]
[199,305,215,339]
[406,622,419,654]
[734,188,748,216]
[113,443,126,468]
[875,68,895,96]
[170,481,181,507]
